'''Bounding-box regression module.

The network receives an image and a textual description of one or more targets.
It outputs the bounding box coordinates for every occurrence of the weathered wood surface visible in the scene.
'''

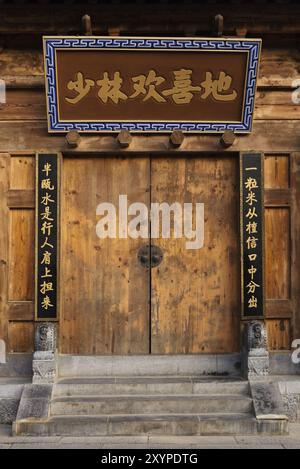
[291,152,300,340]
[0,154,9,347]
[151,156,240,354]
[0,154,35,352]
[1,48,299,90]
[1,4,300,38]
[60,157,150,354]
[2,89,300,122]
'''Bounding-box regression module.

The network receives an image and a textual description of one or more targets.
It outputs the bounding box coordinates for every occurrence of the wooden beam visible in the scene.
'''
[82,14,92,36]
[1,48,300,90]
[220,130,236,148]
[7,189,35,208]
[264,189,291,207]
[117,130,132,148]
[290,152,300,339]
[169,130,185,148]
[265,299,293,319]
[1,120,300,153]
[8,302,35,321]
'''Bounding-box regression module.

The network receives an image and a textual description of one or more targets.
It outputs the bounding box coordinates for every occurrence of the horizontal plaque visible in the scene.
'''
[43,36,261,133]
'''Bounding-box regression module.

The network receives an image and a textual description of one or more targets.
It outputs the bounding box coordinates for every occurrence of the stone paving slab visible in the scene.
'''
[1,423,300,448]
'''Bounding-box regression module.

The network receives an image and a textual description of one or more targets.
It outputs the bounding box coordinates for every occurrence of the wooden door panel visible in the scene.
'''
[150,157,240,354]
[60,157,150,354]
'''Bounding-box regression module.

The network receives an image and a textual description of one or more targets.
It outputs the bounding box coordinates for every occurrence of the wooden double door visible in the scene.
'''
[60,155,240,355]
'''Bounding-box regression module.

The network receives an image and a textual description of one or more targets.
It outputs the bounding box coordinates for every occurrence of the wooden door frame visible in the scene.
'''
[34,150,266,354]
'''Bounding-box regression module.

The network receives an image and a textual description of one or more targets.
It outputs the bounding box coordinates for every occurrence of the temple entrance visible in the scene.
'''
[60,155,240,354]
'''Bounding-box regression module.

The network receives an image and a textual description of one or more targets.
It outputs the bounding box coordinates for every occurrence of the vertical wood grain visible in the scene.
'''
[151,156,240,354]
[0,154,9,344]
[8,209,35,301]
[60,157,150,354]
[265,207,290,300]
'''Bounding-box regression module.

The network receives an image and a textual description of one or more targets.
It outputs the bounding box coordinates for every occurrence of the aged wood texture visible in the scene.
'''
[1,154,35,352]
[60,157,150,354]
[1,48,298,89]
[264,154,295,349]
[291,152,300,340]
[8,209,35,302]
[2,89,300,122]
[0,154,9,345]
[2,121,300,153]
[8,322,34,353]
[150,156,240,354]
[266,319,291,351]
[1,5,300,38]
[265,208,290,300]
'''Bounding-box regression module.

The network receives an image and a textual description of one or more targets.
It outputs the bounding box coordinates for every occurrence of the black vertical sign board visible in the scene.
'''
[240,153,264,318]
[35,153,59,320]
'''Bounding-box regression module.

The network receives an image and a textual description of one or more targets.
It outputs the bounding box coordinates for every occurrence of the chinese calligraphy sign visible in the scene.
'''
[240,153,264,318]
[36,154,59,320]
[43,37,261,133]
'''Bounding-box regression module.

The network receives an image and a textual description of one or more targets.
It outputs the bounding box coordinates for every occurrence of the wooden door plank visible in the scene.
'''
[150,156,240,354]
[60,157,150,355]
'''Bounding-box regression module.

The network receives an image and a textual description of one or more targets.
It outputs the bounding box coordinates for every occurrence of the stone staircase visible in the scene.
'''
[14,375,289,436]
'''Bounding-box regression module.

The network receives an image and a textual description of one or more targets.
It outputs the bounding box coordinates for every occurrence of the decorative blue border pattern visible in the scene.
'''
[43,36,261,133]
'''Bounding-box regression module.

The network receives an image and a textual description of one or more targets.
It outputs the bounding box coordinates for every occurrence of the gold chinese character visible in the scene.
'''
[248,253,257,262]
[248,295,258,308]
[41,178,54,191]
[40,281,54,295]
[41,193,54,206]
[42,163,52,177]
[96,71,127,104]
[41,237,54,249]
[41,251,52,265]
[246,236,258,250]
[201,71,237,101]
[41,206,53,222]
[41,295,53,310]
[130,70,166,102]
[246,190,258,206]
[245,177,258,190]
[162,69,201,104]
[65,72,95,104]
[41,267,52,279]
[246,280,260,294]
[41,221,53,236]
[246,221,258,234]
[248,265,257,280]
[246,207,258,219]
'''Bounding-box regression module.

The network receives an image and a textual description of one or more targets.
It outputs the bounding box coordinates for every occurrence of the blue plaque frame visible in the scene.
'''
[43,36,261,133]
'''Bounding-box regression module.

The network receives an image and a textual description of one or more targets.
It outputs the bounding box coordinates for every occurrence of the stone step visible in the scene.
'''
[14,413,288,437]
[50,394,253,416]
[57,354,241,377]
[53,377,250,397]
